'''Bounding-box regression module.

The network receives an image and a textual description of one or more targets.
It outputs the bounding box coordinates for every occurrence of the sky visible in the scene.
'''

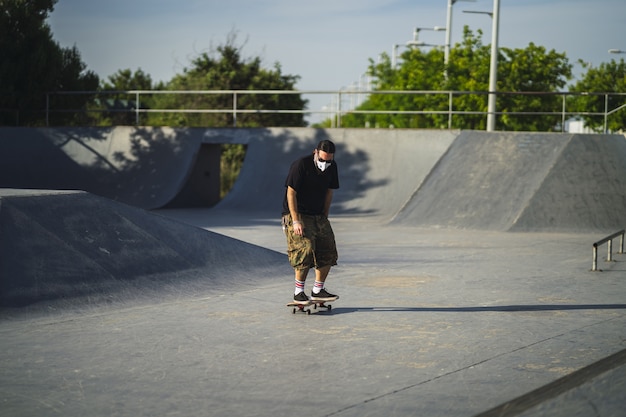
[48,0,626,124]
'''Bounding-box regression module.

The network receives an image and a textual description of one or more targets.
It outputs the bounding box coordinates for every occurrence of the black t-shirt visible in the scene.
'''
[282,155,339,215]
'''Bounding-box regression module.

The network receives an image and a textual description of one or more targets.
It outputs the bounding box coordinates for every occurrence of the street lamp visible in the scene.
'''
[463,6,499,131]
[394,27,445,68]
[463,10,493,18]
[392,44,406,68]
[445,0,476,65]
[406,41,440,49]
[486,0,501,132]
[609,49,626,54]
[413,26,446,42]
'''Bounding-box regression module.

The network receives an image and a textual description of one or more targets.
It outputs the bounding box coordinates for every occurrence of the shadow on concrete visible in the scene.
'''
[0,127,105,192]
[0,127,204,209]
[214,128,382,217]
[329,304,626,315]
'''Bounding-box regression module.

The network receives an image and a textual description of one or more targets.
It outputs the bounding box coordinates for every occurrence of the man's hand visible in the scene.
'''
[286,186,304,236]
[292,220,304,236]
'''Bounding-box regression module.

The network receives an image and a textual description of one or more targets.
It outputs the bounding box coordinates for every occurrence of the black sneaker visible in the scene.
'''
[293,292,310,304]
[310,288,338,301]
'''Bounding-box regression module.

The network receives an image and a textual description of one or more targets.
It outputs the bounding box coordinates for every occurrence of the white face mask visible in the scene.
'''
[316,158,331,172]
[315,152,333,172]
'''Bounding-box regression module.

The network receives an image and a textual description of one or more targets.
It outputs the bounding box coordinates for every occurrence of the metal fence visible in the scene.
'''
[24,89,626,131]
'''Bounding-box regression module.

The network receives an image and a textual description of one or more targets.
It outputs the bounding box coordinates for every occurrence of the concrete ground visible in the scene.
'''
[1,129,624,416]
[1,210,624,417]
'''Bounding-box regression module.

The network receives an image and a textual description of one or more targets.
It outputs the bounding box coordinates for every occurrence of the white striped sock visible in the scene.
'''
[294,279,305,295]
[312,281,324,294]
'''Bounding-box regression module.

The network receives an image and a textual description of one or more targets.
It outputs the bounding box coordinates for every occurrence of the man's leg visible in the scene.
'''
[294,268,309,295]
[285,214,315,302]
[311,265,338,299]
[311,216,338,299]
[314,265,331,284]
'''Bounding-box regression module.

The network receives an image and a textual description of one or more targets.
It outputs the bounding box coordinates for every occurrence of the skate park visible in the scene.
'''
[1,127,625,416]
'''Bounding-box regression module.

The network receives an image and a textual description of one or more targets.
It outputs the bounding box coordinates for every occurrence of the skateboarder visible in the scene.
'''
[282,139,339,304]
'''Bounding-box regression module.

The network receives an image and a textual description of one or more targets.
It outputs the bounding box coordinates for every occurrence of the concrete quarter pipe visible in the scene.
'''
[1,127,624,232]
[391,131,626,232]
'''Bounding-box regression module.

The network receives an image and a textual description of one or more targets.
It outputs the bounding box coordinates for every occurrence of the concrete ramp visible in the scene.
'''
[392,132,626,232]
[0,127,223,209]
[511,133,626,231]
[2,127,624,232]
[217,128,457,220]
[0,126,456,218]
[327,129,457,219]
[0,189,286,308]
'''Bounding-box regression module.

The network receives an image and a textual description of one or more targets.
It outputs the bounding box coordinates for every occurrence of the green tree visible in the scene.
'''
[569,59,626,132]
[101,68,153,91]
[0,0,99,126]
[148,34,307,128]
[339,49,442,129]
[220,143,247,198]
[146,34,308,195]
[496,42,571,131]
[98,68,154,126]
[341,28,572,131]
[443,27,491,129]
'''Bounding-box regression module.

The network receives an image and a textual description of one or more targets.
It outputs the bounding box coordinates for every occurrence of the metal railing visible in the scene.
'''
[591,229,625,271]
[25,89,626,130]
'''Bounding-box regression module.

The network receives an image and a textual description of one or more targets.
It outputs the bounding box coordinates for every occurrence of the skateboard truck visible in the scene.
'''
[286,297,338,314]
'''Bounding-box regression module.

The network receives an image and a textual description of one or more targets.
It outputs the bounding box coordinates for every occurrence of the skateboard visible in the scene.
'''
[286,297,338,314]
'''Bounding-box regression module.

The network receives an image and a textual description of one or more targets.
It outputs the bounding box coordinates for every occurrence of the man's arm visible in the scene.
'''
[323,189,334,218]
[287,186,304,236]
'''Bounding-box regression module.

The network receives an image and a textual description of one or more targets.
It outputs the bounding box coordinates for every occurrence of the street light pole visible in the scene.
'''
[395,27,444,69]
[406,41,440,49]
[414,26,445,42]
[445,0,475,65]
[486,0,501,132]
[463,10,493,18]
[392,44,401,68]
[444,0,454,65]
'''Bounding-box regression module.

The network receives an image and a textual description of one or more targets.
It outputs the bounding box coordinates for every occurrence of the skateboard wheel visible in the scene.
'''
[292,308,297,314]
[328,304,332,311]
[307,309,311,315]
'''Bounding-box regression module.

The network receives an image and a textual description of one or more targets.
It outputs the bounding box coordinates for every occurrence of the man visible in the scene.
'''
[282,139,339,304]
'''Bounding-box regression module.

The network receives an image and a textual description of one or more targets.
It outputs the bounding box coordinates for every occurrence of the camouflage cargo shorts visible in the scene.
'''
[282,213,338,270]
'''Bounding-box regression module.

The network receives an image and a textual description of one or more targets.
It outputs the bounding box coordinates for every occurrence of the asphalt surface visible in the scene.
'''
[2,210,624,416]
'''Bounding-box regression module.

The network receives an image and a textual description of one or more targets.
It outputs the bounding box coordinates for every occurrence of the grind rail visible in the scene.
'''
[591,229,625,272]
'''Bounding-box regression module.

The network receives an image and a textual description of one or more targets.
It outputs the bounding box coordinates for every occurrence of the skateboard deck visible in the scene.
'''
[286,296,339,314]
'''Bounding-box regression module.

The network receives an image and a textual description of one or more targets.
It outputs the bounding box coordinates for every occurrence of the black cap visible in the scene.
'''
[317,140,336,154]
